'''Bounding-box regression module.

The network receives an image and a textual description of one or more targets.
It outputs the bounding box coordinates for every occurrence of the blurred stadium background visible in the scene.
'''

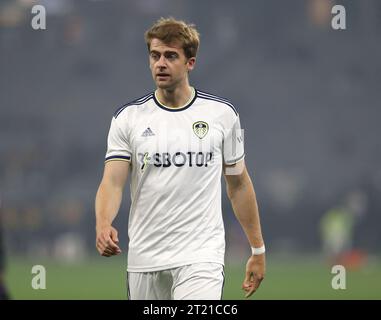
[1,0,380,299]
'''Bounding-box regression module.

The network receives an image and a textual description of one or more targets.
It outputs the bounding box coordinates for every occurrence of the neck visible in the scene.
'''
[155,83,193,109]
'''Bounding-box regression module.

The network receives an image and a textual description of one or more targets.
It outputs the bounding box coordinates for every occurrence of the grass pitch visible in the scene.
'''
[5,255,381,300]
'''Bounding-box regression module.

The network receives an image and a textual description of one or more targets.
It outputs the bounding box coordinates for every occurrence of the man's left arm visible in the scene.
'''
[224,160,266,298]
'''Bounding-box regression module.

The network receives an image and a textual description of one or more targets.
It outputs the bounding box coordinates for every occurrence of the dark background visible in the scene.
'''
[1,0,380,265]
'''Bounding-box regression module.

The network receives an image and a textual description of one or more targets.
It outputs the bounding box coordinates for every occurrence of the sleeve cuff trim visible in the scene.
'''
[224,153,245,165]
[105,155,131,163]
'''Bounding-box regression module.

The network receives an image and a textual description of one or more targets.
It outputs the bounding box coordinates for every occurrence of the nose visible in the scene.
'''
[156,55,167,68]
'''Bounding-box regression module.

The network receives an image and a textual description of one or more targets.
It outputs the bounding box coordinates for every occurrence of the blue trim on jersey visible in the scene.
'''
[225,153,245,165]
[197,91,238,115]
[153,90,198,112]
[114,93,154,118]
[105,155,131,161]
[197,90,232,104]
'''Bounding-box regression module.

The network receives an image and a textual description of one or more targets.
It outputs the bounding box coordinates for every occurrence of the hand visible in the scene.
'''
[242,253,266,298]
[96,225,122,257]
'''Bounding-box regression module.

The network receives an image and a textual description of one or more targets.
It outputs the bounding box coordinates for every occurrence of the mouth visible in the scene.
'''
[156,73,170,79]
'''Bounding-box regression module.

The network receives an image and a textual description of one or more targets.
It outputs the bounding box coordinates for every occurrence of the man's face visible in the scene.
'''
[149,38,195,90]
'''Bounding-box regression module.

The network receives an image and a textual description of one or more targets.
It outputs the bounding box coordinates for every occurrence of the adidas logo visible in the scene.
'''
[141,127,155,137]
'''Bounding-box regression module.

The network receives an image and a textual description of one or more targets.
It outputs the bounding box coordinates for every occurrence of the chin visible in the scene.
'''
[156,82,174,90]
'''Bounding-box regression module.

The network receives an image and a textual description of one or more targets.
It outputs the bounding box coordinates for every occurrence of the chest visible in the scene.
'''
[130,113,224,156]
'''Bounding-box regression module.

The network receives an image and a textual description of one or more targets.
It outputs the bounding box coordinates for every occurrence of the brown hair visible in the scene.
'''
[145,17,200,59]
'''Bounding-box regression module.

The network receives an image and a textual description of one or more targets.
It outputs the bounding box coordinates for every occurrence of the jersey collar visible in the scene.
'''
[153,87,197,112]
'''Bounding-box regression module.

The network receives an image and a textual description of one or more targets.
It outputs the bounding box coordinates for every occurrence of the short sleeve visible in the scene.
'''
[223,114,245,165]
[105,117,132,163]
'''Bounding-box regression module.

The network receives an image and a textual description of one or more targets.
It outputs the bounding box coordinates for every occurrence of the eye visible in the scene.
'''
[150,52,160,60]
[165,52,178,60]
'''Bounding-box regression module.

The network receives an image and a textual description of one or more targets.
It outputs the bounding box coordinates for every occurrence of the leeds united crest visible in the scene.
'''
[193,121,209,139]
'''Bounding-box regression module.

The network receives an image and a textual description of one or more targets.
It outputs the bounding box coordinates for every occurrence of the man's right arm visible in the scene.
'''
[95,160,130,257]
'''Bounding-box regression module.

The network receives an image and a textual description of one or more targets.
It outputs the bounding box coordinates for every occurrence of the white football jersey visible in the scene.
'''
[105,88,244,272]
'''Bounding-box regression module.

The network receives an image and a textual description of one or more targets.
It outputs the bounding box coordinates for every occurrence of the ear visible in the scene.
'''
[187,57,196,72]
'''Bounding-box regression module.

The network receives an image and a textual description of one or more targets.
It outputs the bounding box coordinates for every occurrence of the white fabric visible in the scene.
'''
[105,89,245,272]
[128,262,225,300]
[251,245,266,255]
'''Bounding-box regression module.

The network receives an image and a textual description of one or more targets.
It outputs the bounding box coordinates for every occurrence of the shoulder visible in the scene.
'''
[113,92,154,119]
[196,89,238,116]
